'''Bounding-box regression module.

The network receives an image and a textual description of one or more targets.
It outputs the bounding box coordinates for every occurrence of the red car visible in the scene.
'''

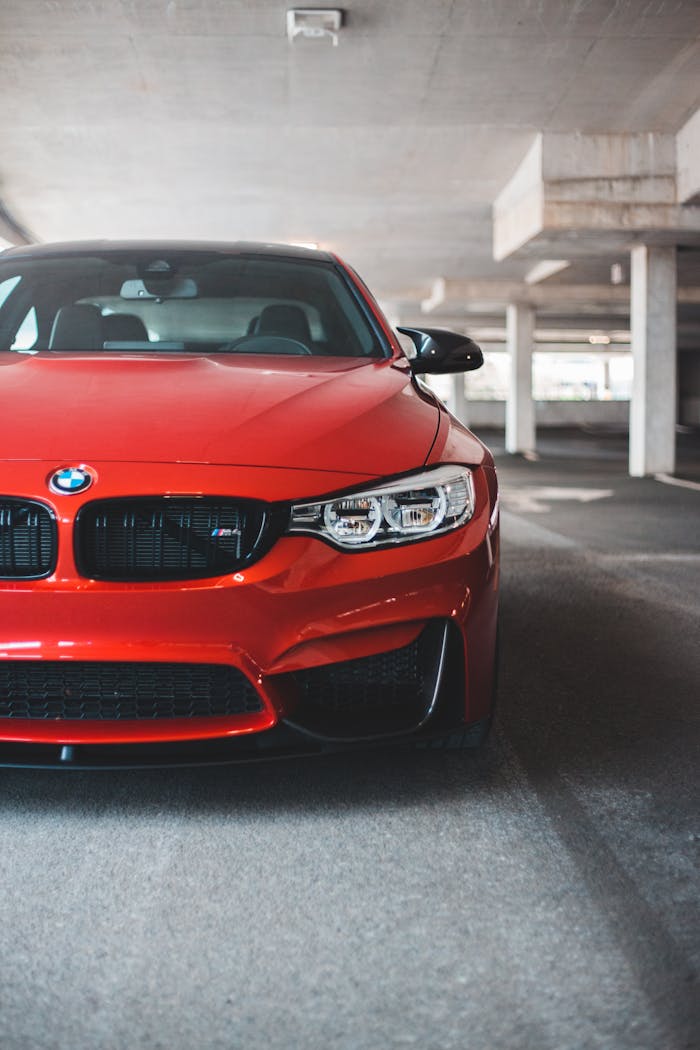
[0,241,499,766]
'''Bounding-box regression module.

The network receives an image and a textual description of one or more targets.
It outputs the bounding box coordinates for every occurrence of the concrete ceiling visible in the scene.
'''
[1,0,700,317]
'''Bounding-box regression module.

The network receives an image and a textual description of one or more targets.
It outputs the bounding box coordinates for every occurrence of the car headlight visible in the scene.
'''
[288,466,475,550]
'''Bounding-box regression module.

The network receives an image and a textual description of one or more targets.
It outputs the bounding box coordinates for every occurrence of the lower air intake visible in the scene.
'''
[0,662,263,720]
[278,621,449,740]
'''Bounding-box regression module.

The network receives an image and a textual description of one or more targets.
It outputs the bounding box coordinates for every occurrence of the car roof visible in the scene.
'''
[1,239,337,264]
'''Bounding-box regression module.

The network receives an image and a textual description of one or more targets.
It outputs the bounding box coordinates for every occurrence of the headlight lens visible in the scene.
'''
[288,466,474,549]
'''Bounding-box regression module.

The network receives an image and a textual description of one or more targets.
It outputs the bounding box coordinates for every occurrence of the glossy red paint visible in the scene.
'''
[0,353,486,476]
[0,243,499,754]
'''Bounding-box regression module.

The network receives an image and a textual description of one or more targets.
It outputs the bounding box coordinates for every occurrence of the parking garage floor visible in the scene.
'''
[0,429,698,1050]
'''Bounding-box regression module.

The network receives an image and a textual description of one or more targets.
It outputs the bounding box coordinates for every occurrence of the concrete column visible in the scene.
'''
[505,302,535,454]
[629,245,677,477]
[451,373,468,426]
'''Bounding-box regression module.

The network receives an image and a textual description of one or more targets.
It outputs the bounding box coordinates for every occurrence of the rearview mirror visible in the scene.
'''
[397,327,483,375]
[120,277,198,300]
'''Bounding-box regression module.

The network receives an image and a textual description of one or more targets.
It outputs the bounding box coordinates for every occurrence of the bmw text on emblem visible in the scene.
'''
[49,467,93,495]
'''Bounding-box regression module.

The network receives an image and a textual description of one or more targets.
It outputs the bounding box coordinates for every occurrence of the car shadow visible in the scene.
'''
[0,740,505,819]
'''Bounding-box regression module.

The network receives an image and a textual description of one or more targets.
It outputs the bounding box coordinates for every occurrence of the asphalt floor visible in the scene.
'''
[0,427,698,1050]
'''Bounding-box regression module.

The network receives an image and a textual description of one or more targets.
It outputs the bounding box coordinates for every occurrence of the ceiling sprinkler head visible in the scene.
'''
[286,8,344,47]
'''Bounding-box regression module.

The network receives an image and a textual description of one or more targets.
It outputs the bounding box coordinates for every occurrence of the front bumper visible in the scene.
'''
[0,461,499,752]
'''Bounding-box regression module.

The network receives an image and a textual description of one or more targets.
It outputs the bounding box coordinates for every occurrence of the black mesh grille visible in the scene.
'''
[0,499,57,579]
[293,636,428,713]
[76,497,272,580]
[279,622,449,739]
[0,662,263,720]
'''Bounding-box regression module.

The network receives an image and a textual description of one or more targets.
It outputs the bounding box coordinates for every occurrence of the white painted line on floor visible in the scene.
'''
[655,473,700,492]
[500,510,576,548]
[502,486,613,514]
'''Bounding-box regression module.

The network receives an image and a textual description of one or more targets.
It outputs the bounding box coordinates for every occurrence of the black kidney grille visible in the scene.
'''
[0,499,57,579]
[76,497,269,580]
[0,662,263,720]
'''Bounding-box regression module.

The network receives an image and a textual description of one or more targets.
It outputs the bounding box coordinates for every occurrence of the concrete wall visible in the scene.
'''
[458,351,700,427]
[461,400,630,428]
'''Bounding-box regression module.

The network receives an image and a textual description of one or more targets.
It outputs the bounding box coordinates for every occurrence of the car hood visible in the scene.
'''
[0,352,455,477]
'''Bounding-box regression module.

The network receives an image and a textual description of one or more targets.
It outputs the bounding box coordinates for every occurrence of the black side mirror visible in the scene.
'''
[397,327,484,375]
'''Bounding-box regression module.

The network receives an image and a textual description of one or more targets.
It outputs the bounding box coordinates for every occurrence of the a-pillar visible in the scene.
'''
[629,246,677,477]
[505,302,535,454]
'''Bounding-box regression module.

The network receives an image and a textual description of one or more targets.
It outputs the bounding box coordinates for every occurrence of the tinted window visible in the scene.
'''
[0,252,383,358]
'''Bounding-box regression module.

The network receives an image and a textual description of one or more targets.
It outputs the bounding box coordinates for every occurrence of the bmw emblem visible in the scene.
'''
[49,467,93,495]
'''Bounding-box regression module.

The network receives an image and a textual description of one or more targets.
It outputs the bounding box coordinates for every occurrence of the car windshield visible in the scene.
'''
[0,250,384,358]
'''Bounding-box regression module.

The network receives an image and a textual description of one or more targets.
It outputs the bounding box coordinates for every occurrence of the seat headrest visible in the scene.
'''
[256,304,312,346]
[103,313,149,342]
[48,304,103,351]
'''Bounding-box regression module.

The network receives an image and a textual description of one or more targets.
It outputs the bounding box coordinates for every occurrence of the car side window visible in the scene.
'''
[0,275,21,308]
[11,306,38,351]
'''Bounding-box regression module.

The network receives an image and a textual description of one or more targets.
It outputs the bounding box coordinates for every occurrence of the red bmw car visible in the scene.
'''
[0,241,499,766]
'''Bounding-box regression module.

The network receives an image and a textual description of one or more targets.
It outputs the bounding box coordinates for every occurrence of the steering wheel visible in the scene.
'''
[219,334,313,355]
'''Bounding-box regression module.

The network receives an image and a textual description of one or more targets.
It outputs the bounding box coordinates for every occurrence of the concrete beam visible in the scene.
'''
[492,136,544,264]
[677,108,700,205]
[419,278,700,309]
[524,260,570,284]
[493,132,700,261]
